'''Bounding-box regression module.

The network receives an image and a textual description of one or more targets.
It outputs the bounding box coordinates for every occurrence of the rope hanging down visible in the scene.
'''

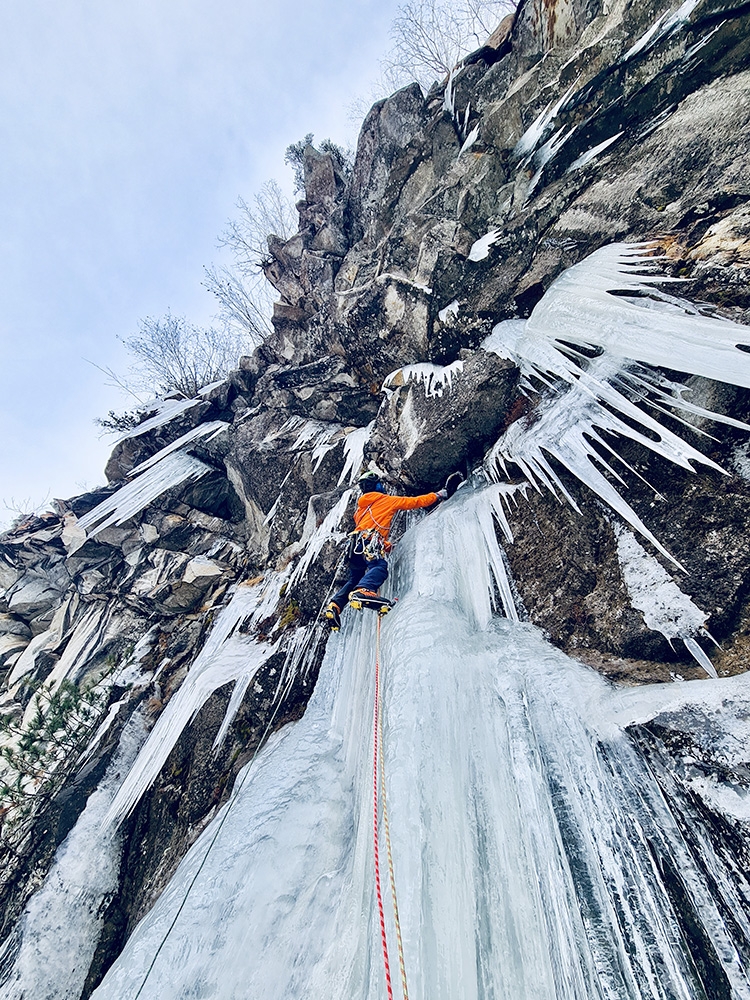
[373,616,410,1000]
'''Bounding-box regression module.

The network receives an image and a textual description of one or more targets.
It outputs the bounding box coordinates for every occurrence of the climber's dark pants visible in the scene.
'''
[330,554,389,609]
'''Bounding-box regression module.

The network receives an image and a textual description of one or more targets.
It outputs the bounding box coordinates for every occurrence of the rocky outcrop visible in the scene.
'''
[2,0,750,991]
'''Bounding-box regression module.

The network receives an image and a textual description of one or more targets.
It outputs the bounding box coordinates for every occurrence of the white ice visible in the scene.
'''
[483,243,750,566]
[0,714,148,1000]
[116,397,204,442]
[514,85,576,161]
[623,0,702,62]
[128,420,229,476]
[437,300,460,323]
[468,229,503,261]
[568,131,623,172]
[338,423,374,487]
[90,485,750,1000]
[615,524,717,675]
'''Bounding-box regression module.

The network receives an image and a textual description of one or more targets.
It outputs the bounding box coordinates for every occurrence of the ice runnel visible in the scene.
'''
[91,486,750,1000]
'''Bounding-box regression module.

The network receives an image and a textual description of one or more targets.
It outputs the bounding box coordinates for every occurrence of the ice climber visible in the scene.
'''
[323,470,447,630]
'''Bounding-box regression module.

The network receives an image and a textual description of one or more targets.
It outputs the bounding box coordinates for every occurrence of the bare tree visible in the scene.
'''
[381,0,517,92]
[218,180,297,269]
[116,312,248,400]
[204,179,297,341]
[202,265,275,343]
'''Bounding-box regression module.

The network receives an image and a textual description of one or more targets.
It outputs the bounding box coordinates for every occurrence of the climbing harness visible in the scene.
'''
[372,615,410,1000]
[351,500,390,561]
[349,527,387,561]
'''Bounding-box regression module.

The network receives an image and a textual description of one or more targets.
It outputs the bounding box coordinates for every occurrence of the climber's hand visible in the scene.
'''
[436,489,449,500]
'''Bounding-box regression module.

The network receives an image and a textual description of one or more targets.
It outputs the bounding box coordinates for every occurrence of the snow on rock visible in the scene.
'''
[437,300,460,323]
[292,419,343,472]
[468,229,503,261]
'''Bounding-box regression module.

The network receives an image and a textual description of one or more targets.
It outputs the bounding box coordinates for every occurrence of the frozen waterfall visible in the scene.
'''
[85,486,750,1000]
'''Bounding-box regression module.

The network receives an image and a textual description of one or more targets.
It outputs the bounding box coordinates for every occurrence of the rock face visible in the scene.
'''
[2,0,750,991]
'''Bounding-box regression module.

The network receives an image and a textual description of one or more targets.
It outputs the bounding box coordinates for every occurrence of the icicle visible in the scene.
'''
[483,243,750,566]
[468,229,503,261]
[615,525,717,676]
[128,420,229,476]
[513,84,577,161]
[459,124,480,156]
[90,481,750,1000]
[289,491,353,587]
[105,582,278,826]
[337,423,374,486]
[116,396,204,442]
[623,0,701,62]
[567,131,623,172]
[78,451,211,537]
[382,361,464,398]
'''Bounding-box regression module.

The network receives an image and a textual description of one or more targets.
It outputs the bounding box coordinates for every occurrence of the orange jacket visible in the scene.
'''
[354,490,438,544]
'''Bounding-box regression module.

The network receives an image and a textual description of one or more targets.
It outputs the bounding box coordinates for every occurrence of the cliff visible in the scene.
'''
[1,0,750,994]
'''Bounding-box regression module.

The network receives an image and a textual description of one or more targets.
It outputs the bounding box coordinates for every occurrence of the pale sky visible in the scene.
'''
[0,0,404,525]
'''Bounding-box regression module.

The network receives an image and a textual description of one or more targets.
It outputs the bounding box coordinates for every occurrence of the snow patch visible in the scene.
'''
[468,229,503,261]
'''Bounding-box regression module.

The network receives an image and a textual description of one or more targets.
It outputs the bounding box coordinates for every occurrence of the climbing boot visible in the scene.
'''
[322,602,341,631]
[349,589,394,615]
